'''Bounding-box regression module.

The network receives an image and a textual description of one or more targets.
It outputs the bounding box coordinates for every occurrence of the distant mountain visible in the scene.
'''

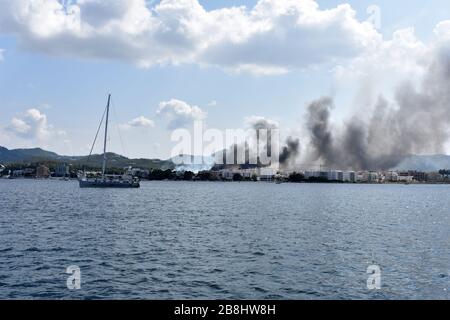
[0,146,174,170]
[393,155,450,172]
[0,146,65,162]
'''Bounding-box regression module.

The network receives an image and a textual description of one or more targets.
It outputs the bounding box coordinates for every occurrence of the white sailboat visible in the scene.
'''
[78,94,140,188]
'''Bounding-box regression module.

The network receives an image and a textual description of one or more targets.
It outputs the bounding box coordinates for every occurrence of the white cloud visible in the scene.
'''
[1,0,448,79]
[9,117,31,135]
[120,116,155,129]
[434,20,450,42]
[5,108,65,145]
[0,0,383,74]
[8,109,50,140]
[331,21,450,119]
[157,99,206,129]
[334,27,430,81]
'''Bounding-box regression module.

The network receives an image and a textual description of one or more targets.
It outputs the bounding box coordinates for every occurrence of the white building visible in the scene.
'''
[343,171,357,182]
[359,171,379,183]
[327,170,343,181]
[397,175,413,183]
[219,169,235,180]
[259,168,277,181]
[304,170,320,179]
[126,167,150,178]
[384,171,399,182]
[241,168,259,179]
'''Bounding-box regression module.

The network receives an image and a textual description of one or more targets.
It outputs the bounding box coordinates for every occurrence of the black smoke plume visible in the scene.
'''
[304,48,450,170]
[213,117,300,168]
[279,137,300,167]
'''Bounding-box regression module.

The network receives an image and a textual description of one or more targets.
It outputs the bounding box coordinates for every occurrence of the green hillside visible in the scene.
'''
[0,146,174,170]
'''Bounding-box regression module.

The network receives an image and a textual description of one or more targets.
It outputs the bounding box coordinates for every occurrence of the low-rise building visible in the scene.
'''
[54,163,70,177]
[359,171,379,183]
[304,171,320,179]
[343,171,357,182]
[13,168,35,177]
[36,165,50,178]
[259,168,276,181]
[426,172,444,182]
[219,169,235,180]
[398,171,426,182]
[241,168,259,179]
[397,175,414,183]
[327,170,343,181]
[384,171,399,182]
[409,171,427,182]
[126,167,150,179]
[12,169,24,177]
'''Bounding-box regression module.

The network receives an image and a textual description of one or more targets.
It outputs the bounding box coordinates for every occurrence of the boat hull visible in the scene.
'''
[79,179,140,188]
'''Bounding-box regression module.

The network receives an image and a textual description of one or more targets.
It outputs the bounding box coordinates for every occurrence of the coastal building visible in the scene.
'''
[54,163,70,177]
[239,168,258,179]
[12,169,24,177]
[369,172,379,183]
[397,175,414,183]
[398,171,426,182]
[219,169,235,180]
[259,168,276,181]
[408,171,426,182]
[384,171,399,182]
[126,167,150,179]
[319,171,329,180]
[206,171,222,179]
[203,171,221,180]
[304,171,320,179]
[36,165,50,178]
[275,171,291,180]
[218,168,271,181]
[426,172,444,182]
[12,168,35,177]
[359,171,379,183]
[327,170,343,181]
[343,171,357,182]
[303,170,347,181]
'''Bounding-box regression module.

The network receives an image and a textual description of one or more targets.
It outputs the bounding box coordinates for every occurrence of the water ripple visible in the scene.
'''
[0,180,450,299]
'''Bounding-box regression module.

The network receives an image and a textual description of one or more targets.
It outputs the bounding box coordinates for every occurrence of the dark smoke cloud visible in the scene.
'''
[305,48,450,170]
[307,97,334,164]
[248,117,301,167]
[279,137,300,167]
[213,117,276,167]
[213,116,300,167]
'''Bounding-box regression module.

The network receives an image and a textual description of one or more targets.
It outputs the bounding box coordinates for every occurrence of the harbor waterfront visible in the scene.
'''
[0,179,449,299]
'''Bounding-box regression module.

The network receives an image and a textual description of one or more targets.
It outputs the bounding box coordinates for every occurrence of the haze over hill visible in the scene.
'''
[393,155,450,172]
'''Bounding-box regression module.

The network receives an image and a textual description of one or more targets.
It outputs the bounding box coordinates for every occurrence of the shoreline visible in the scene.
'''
[2,177,450,185]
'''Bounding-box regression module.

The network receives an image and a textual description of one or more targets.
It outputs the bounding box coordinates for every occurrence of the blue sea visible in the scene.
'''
[0,179,449,299]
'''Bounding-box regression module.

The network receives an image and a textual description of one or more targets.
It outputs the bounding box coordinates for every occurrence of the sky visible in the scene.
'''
[0,0,449,160]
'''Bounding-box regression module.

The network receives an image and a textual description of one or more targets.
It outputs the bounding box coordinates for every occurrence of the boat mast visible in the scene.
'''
[102,94,111,179]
